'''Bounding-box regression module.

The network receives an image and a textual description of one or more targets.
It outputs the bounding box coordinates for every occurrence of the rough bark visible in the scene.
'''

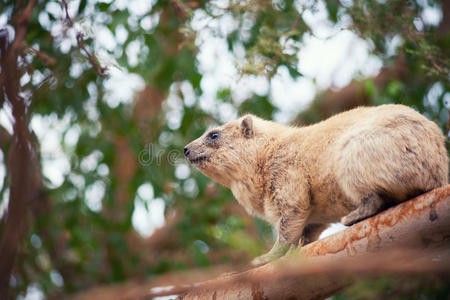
[146,185,450,300]
[0,1,40,298]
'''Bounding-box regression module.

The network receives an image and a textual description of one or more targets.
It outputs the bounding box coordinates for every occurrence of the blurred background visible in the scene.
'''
[0,0,449,299]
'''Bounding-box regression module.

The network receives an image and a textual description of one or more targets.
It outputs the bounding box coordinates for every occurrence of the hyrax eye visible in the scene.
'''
[208,132,219,140]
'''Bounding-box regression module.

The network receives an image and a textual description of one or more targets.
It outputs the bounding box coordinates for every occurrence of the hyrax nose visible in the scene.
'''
[184,146,190,156]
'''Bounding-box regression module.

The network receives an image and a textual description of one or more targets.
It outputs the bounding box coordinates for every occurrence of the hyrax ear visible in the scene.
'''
[241,115,254,139]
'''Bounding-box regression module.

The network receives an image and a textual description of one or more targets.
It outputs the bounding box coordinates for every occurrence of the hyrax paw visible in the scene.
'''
[341,214,358,226]
[340,215,350,226]
[251,253,275,267]
[251,248,294,266]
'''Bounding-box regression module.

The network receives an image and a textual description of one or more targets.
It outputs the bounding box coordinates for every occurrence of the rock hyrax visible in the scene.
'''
[184,104,448,266]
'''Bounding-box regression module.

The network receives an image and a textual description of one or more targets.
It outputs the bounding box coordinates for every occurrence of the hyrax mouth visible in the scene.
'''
[189,156,208,164]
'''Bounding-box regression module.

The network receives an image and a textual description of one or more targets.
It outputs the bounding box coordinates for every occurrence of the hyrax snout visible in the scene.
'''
[185,104,448,266]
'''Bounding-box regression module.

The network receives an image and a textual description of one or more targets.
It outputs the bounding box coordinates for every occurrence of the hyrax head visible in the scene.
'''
[184,115,257,187]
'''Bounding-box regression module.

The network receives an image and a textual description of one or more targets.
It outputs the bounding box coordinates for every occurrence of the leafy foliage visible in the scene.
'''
[0,0,448,298]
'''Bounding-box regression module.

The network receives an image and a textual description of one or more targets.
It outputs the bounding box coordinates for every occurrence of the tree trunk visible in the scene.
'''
[0,1,39,298]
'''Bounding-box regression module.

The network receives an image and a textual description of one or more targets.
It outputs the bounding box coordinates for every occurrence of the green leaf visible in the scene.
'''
[78,0,87,14]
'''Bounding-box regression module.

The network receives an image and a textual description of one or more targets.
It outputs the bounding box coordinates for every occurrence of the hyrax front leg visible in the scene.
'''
[341,194,384,226]
[251,209,309,266]
[250,165,311,266]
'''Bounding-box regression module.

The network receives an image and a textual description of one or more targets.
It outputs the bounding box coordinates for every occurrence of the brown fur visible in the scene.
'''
[184,104,448,265]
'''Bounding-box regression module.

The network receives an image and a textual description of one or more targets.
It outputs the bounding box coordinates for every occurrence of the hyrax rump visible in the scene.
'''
[184,104,448,266]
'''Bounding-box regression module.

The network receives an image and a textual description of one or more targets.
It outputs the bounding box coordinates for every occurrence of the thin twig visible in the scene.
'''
[61,0,108,77]
[405,29,448,75]
[21,43,57,66]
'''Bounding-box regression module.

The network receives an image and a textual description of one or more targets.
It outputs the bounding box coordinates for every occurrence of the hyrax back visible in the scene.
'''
[332,105,448,225]
[185,104,448,266]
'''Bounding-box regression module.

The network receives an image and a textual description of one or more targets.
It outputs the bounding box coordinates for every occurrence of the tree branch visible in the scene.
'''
[70,186,450,300]
[21,43,57,66]
[146,186,450,299]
